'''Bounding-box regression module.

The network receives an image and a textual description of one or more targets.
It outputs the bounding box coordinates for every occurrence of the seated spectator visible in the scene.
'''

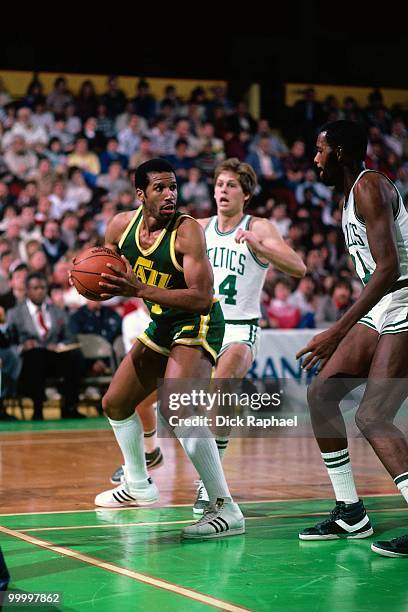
[245,136,284,202]
[64,102,82,136]
[295,168,332,207]
[132,79,157,122]
[117,114,144,159]
[95,200,117,237]
[227,100,257,135]
[41,219,68,266]
[48,116,74,150]
[224,129,251,161]
[289,274,319,328]
[270,202,291,237]
[315,278,354,328]
[65,167,93,206]
[60,211,80,250]
[75,80,98,122]
[81,116,106,153]
[4,136,38,182]
[165,139,194,184]
[67,137,101,174]
[49,180,77,219]
[29,158,56,197]
[69,300,122,399]
[31,101,54,132]
[99,76,126,119]
[46,77,74,115]
[2,106,48,150]
[148,115,176,157]
[28,248,51,280]
[0,263,27,311]
[283,140,309,189]
[197,122,225,162]
[250,119,288,158]
[180,167,211,217]
[99,137,128,173]
[90,161,132,199]
[195,140,219,183]
[266,279,301,329]
[129,136,155,170]
[0,313,21,420]
[44,137,68,170]
[95,104,115,140]
[7,272,84,419]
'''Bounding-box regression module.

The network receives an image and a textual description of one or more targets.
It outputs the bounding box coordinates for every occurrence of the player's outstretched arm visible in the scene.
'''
[236,218,306,277]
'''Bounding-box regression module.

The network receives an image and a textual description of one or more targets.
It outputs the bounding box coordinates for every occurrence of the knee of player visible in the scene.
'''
[355,407,383,433]
[101,392,120,419]
[307,380,328,410]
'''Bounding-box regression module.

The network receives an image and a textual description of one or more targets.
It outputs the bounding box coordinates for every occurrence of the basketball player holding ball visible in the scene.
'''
[92,158,244,540]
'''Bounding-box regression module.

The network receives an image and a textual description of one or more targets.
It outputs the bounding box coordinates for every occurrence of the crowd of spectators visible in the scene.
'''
[0,74,407,415]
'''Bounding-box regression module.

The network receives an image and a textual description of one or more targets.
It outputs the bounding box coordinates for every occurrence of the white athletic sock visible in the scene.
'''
[175,425,232,505]
[321,448,359,504]
[394,472,408,503]
[108,413,148,486]
[144,428,157,454]
[216,436,229,461]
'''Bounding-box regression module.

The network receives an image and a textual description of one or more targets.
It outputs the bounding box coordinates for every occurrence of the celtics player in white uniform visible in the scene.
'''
[193,158,306,513]
[297,120,408,558]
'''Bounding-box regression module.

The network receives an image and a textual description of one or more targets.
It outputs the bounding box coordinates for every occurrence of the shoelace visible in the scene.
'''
[316,503,345,528]
[195,506,220,525]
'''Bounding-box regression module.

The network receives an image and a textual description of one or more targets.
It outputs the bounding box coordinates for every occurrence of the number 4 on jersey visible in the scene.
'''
[219,274,237,305]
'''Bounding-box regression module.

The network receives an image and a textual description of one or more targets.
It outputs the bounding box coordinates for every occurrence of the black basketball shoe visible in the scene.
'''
[371,534,408,557]
[110,447,163,484]
[299,500,373,540]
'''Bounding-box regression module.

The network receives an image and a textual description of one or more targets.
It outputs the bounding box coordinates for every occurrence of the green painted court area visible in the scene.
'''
[1,496,407,611]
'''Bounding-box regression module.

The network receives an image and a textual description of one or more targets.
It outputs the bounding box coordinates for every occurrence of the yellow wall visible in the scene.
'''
[286,83,408,109]
[0,70,227,101]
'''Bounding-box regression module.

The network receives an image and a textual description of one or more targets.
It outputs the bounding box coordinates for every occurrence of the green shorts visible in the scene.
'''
[138,300,225,364]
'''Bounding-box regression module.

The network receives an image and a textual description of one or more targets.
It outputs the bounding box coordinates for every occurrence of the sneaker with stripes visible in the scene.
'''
[182,499,245,540]
[299,499,373,540]
[193,480,210,515]
[95,474,159,508]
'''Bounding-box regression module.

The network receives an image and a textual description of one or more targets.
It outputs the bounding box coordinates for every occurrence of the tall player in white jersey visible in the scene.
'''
[297,120,408,558]
[193,158,306,514]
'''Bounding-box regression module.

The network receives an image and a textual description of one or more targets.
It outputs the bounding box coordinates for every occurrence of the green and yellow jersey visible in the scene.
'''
[118,207,224,363]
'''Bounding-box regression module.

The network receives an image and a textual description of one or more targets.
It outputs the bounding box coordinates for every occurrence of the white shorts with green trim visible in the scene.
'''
[217,320,260,361]
[359,287,408,335]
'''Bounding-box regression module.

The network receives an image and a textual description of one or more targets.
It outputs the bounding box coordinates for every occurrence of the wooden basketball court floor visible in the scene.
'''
[0,417,407,611]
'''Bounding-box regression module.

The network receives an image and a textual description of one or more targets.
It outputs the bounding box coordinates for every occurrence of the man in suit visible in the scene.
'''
[7,272,84,420]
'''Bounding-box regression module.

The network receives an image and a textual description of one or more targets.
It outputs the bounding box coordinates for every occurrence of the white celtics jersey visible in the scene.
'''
[205,214,268,320]
[342,169,408,286]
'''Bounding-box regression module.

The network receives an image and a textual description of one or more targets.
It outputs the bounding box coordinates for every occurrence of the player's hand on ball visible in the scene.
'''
[99,255,143,298]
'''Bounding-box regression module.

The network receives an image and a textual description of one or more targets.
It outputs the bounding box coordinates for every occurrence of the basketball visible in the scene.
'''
[71,247,127,301]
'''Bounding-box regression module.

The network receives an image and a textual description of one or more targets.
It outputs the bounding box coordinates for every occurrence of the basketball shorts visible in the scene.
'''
[359,287,408,335]
[138,300,225,364]
[218,319,260,361]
